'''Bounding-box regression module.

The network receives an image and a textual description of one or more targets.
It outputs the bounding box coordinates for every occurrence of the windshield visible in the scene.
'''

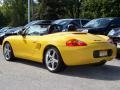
[84,18,113,28]
[108,30,115,36]
[108,28,120,36]
[29,25,48,35]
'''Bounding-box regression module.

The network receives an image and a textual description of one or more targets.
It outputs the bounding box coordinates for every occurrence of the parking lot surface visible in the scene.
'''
[0,47,120,90]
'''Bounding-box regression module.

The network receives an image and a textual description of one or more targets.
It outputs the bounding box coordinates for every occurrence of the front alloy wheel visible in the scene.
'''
[45,47,65,72]
[3,42,14,61]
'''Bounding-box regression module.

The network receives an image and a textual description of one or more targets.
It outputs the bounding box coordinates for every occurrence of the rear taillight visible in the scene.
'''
[66,39,87,46]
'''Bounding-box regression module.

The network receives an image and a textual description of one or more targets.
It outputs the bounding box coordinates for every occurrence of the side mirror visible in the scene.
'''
[18,30,26,36]
[18,30,22,35]
[18,27,26,36]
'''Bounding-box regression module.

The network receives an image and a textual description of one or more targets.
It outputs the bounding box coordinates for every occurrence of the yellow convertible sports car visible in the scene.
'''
[2,25,116,72]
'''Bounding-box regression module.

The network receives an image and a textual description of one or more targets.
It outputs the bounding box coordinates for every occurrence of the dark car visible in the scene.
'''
[108,28,120,57]
[80,17,120,35]
[0,27,12,33]
[108,28,120,48]
[48,19,90,33]
[0,26,23,44]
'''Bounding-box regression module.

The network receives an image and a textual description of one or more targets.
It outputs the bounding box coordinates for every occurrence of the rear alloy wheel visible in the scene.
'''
[3,42,14,61]
[45,47,65,73]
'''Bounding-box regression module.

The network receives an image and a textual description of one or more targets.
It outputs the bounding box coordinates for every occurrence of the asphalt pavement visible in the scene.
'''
[0,47,120,90]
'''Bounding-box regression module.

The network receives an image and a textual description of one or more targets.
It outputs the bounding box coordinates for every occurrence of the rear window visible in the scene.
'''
[84,18,113,28]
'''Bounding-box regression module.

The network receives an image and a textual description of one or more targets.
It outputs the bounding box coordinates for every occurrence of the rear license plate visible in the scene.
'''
[99,51,107,57]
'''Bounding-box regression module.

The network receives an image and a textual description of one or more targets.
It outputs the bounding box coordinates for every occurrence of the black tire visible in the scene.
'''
[93,60,106,66]
[116,48,120,58]
[44,47,66,73]
[3,42,14,61]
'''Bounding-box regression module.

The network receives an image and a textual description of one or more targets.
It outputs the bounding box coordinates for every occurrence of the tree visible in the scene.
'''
[1,0,120,26]
[0,9,6,27]
[38,0,66,20]
[64,0,83,18]
[2,0,27,26]
[80,0,120,19]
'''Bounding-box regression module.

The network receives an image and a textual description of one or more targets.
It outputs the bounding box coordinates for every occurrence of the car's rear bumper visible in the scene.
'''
[58,42,117,66]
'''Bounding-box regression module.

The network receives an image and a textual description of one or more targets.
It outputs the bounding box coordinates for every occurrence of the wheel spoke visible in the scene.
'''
[53,59,58,63]
[4,51,8,57]
[47,51,52,58]
[51,62,55,69]
[46,59,51,65]
[4,48,7,54]
[4,48,8,56]
[52,51,56,57]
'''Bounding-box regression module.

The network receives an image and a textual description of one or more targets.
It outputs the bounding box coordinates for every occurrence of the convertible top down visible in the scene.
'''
[2,30,116,72]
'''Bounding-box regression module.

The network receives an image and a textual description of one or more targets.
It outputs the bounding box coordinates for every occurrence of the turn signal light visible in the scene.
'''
[66,39,87,46]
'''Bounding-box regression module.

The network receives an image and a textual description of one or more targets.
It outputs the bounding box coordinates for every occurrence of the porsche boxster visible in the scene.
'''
[2,25,116,72]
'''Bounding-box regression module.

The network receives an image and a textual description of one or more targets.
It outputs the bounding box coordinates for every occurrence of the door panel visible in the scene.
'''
[13,36,38,60]
[13,25,45,61]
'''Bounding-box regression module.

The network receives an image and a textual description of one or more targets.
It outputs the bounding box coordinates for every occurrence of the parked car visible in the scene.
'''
[48,19,90,32]
[0,27,12,33]
[108,28,120,47]
[2,25,116,72]
[0,26,23,44]
[5,26,23,36]
[108,28,120,57]
[80,17,120,35]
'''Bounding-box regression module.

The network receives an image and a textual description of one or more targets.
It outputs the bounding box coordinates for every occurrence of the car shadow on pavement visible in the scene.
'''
[12,58,45,69]
[12,58,120,81]
[60,65,120,81]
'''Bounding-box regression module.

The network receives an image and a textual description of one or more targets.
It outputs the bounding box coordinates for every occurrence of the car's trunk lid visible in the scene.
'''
[69,32,107,44]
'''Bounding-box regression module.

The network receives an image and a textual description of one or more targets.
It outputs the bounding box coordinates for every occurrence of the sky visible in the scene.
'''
[0,0,3,6]
[0,0,3,3]
[33,0,39,4]
[0,0,39,6]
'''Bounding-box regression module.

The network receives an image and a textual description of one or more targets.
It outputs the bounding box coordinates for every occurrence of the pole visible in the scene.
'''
[77,0,81,18]
[31,0,34,18]
[28,0,30,23]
